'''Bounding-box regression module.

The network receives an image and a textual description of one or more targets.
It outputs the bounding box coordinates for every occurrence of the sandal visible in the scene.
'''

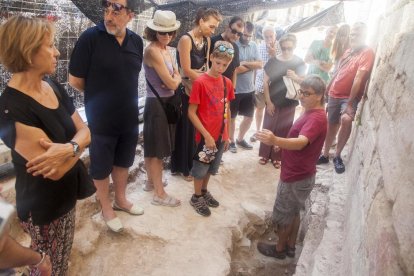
[151,195,181,207]
[182,175,193,182]
[258,158,268,165]
[272,160,281,169]
[143,179,168,192]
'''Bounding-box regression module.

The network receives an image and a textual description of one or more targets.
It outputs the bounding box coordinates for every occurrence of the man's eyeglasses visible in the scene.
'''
[281,46,294,52]
[298,89,315,97]
[230,28,243,37]
[157,31,176,36]
[101,0,129,12]
[214,45,235,56]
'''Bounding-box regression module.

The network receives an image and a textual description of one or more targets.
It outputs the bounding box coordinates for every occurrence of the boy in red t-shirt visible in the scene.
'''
[188,41,236,217]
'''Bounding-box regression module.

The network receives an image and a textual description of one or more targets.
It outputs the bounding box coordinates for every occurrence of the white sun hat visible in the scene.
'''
[146,10,181,32]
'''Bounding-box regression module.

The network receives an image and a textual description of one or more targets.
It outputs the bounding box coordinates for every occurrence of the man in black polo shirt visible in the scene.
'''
[210,16,244,153]
[69,0,143,233]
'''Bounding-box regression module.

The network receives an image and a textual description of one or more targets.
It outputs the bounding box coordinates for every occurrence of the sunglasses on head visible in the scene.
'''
[101,0,129,12]
[230,28,243,37]
[157,31,176,36]
[214,45,235,56]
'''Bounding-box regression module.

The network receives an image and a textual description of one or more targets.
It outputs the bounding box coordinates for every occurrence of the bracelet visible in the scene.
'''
[31,250,46,268]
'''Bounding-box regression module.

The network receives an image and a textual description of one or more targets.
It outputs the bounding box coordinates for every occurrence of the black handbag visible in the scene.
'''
[193,76,227,164]
[76,160,96,200]
[146,78,183,124]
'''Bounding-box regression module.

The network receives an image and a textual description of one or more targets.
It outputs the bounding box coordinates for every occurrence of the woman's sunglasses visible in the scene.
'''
[214,45,235,56]
[157,31,176,36]
[101,0,129,12]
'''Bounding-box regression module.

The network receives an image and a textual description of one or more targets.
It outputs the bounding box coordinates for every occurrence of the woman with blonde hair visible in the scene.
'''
[171,8,222,181]
[143,10,182,206]
[331,24,350,73]
[0,16,91,275]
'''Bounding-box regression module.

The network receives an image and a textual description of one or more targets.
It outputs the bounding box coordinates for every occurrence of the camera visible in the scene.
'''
[0,200,15,236]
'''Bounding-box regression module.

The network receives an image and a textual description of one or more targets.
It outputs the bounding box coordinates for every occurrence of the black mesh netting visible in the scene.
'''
[71,0,326,46]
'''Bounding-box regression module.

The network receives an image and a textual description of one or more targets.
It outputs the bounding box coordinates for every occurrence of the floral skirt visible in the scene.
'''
[20,208,76,276]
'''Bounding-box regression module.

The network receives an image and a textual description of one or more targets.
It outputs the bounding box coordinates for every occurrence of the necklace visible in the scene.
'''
[192,30,204,50]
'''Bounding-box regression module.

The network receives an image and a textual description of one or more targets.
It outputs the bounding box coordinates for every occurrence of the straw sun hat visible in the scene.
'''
[146,10,181,32]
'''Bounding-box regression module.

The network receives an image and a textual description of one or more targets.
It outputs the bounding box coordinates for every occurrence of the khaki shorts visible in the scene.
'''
[272,175,315,226]
[254,91,266,109]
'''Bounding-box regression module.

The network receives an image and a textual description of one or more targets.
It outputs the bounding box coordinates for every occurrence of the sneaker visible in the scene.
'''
[286,246,296,258]
[333,156,345,174]
[203,191,219,208]
[250,134,257,142]
[317,155,329,164]
[236,139,253,150]
[190,195,211,217]
[257,242,286,259]
[229,142,237,153]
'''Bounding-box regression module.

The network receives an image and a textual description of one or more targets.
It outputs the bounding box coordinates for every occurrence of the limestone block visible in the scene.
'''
[241,202,266,226]
[400,1,414,33]
[392,185,414,274]
[365,189,405,276]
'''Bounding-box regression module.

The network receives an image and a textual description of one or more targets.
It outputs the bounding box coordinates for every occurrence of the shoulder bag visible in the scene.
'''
[146,78,183,124]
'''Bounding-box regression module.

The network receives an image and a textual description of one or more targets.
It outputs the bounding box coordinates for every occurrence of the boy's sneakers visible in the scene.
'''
[317,155,329,164]
[203,191,219,207]
[236,139,253,150]
[333,156,345,174]
[229,142,237,153]
[190,195,211,217]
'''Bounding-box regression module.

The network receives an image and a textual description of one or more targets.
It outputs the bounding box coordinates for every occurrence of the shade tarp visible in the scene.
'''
[284,2,345,33]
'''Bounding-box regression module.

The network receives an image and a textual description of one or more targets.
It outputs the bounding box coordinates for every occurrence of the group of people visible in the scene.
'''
[0,0,375,273]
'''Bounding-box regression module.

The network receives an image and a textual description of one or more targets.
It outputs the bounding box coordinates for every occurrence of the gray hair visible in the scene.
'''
[301,75,326,104]
[262,25,275,36]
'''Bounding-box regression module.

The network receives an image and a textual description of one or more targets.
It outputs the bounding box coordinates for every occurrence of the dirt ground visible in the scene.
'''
[3,113,311,276]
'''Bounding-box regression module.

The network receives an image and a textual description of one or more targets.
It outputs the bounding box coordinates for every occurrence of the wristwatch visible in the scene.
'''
[69,141,80,157]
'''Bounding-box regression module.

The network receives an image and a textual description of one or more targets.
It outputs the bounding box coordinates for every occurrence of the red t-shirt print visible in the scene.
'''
[189,73,235,143]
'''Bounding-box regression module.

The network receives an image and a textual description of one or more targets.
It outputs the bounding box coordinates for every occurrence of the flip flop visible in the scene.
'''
[259,158,268,165]
[272,160,281,169]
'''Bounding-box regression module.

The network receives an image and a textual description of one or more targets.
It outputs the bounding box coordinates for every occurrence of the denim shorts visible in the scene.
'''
[191,141,225,179]
[327,97,359,124]
[272,175,315,226]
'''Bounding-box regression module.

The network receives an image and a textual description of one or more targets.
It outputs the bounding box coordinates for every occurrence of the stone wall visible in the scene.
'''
[341,0,414,275]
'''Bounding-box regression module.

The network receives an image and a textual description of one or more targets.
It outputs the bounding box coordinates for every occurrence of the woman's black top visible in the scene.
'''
[177,33,207,70]
[264,55,306,108]
[0,81,80,225]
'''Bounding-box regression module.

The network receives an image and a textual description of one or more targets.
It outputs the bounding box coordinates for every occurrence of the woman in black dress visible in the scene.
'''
[0,16,91,275]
